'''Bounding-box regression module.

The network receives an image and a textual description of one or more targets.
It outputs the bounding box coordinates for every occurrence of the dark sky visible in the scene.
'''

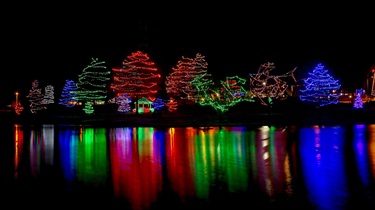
[1,2,374,105]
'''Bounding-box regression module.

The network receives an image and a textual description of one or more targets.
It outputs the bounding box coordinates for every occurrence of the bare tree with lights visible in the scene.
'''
[249,62,297,106]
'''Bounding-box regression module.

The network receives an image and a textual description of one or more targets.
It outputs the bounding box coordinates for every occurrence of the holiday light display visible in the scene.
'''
[59,79,78,107]
[152,98,165,111]
[83,102,94,115]
[354,88,364,109]
[110,51,162,104]
[299,63,341,107]
[115,94,132,112]
[249,62,297,106]
[165,98,178,112]
[73,57,111,105]
[12,92,24,115]
[42,85,55,105]
[219,75,249,102]
[191,74,252,113]
[132,97,154,113]
[26,79,46,113]
[165,53,211,101]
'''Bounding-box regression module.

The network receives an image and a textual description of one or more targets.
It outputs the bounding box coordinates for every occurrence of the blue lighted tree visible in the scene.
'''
[59,79,78,107]
[299,63,341,107]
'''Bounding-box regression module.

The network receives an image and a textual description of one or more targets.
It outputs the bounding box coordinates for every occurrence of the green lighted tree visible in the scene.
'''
[191,74,250,114]
[72,57,111,114]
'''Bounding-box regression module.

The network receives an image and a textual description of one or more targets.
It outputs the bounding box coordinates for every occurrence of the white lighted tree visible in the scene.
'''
[42,85,55,105]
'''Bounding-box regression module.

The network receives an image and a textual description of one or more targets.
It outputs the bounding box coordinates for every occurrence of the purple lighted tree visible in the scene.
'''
[299,63,341,107]
[116,94,132,112]
[354,88,364,109]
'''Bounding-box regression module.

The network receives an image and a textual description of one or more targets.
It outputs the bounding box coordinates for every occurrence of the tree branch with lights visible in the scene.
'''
[249,62,297,106]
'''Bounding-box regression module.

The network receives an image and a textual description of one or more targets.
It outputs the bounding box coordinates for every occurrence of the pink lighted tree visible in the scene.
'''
[26,79,46,114]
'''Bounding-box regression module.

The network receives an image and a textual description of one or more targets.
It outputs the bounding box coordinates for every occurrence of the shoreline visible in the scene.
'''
[4,106,375,127]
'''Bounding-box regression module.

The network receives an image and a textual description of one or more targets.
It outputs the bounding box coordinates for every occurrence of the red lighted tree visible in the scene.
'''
[165,53,210,101]
[110,51,162,112]
[165,55,195,99]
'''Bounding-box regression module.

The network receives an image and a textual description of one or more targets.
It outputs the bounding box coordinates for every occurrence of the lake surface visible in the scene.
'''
[1,123,374,210]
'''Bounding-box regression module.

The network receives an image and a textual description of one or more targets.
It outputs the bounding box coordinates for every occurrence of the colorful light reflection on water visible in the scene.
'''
[4,124,375,209]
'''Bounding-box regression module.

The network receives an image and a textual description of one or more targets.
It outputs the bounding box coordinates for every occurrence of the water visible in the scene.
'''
[1,123,374,210]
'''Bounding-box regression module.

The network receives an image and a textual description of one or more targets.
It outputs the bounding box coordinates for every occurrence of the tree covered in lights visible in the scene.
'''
[72,57,111,114]
[59,79,78,107]
[191,74,250,114]
[115,93,132,112]
[166,98,178,112]
[83,102,94,115]
[26,79,46,114]
[110,51,162,113]
[218,75,249,102]
[42,85,55,105]
[354,88,364,109]
[249,62,297,106]
[299,63,341,107]
[165,53,211,101]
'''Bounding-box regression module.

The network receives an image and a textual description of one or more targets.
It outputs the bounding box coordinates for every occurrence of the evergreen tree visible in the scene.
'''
[26,79,46,113]
[165,55,195,99]
[73,57,111,111]
[299,63,341,107]
[354,88,364,109]
[42,85,55,105]
[110,51,162,113]
[59,79,78,107]
[83,102,94,115]
[165,53,211,101]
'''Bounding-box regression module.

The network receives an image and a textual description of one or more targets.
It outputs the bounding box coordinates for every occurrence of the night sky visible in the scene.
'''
[1,2,374,106]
